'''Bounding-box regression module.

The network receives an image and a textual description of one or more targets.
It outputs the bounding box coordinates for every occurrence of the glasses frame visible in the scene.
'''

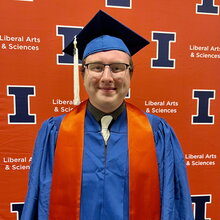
[84,63,130,74]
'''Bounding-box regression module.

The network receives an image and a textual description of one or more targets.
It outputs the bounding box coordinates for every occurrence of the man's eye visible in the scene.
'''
[91,64,103,72]
[111,64,123,73]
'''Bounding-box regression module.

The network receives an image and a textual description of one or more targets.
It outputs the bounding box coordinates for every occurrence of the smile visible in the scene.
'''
[99,87,116,91]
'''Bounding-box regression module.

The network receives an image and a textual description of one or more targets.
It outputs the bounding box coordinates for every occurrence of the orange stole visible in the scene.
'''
[126,102,160,220]
[49,101,160,220]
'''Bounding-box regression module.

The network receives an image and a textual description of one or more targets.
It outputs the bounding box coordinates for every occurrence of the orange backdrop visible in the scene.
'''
[0,0,219,219]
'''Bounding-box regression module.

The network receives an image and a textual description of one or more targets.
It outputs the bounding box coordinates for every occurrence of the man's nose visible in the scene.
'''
[101,66,113,81]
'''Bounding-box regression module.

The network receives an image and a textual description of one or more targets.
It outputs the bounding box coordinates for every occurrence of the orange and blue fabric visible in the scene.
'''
[21,101,194,220]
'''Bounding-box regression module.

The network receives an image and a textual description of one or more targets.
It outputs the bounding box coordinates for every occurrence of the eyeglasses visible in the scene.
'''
[84,63,130,74]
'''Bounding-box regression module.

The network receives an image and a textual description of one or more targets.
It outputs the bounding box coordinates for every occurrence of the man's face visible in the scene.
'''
[83,50,131,113]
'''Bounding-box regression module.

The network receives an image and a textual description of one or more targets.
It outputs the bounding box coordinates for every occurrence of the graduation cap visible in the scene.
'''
[64,10,149,105]
[64,10,149,60]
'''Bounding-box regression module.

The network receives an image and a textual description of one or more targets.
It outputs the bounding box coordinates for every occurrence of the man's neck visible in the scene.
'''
[87,100,126,122]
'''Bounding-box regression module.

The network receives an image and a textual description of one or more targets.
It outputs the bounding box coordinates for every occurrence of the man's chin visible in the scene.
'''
[91,97,122,112]
[99,95,117,103]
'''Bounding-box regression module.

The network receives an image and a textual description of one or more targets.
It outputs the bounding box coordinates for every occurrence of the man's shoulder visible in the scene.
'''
[144,113,166,133]
[41,114,66,131]
[125,102,167,133]
[53,114,66,129]
[145,112,164,123]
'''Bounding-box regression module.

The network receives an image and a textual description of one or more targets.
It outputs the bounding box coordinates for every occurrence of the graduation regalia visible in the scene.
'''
[21,104,194,220]
[49,101,160,220]
[21,10,194,220]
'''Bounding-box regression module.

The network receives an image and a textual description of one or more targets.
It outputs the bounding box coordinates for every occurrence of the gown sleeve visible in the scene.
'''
[21,116,64,220]
[147,113,194,220]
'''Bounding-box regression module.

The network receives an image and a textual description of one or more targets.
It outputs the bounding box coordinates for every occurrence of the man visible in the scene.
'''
[21,10,194,220]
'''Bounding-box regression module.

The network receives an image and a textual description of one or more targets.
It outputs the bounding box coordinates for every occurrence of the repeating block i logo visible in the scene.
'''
[192,89,215,125]
[16,0,34,2]
[10,203,24,220]
[192,194,212,220]
[151,31,176,69]
[196,0,219,15]
[106,0,132,9]
[56,25,83,65]
[7,85,36,124]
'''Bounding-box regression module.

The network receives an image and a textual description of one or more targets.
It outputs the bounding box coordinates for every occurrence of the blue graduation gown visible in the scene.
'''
[21,109,194,220]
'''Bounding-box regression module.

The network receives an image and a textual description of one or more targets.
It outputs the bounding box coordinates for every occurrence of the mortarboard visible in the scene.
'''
[64,10,149,105]
[64,10,149,60]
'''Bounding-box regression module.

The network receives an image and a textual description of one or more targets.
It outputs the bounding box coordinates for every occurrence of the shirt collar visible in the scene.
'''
[87,100,126,122]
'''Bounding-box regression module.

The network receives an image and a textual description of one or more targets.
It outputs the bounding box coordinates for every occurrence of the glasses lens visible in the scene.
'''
[110,63,126,73]
[86,63,129,74]
[88,63,104,73]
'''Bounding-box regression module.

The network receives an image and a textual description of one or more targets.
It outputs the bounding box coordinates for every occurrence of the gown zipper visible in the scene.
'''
[104,142,107,168]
